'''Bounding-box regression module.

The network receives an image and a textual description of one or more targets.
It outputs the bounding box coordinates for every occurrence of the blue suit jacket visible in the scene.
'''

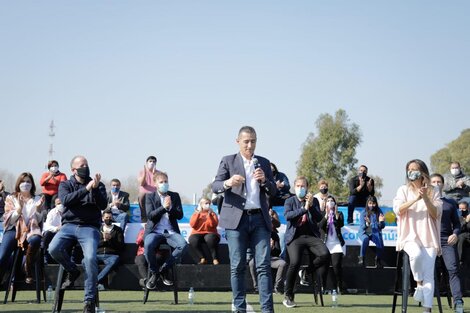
[212,153,276,231]
[284,196,323,245]
[144,190,183,237]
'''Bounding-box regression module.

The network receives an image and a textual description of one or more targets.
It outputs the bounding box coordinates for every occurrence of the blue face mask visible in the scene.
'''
[158,182,169,194]
[295,187,306,198]
[111,187,120,193]
[407,170,421,181]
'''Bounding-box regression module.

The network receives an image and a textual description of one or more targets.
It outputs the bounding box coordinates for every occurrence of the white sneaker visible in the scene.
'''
[455,301,464,313]
[413,286,423,303]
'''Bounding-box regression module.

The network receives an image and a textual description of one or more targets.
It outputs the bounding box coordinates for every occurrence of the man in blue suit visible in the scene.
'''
[212,126,277,313]
[144,171,188,290]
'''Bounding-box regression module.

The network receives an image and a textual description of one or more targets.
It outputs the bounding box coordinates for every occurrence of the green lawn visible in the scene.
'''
[1,290,467,312]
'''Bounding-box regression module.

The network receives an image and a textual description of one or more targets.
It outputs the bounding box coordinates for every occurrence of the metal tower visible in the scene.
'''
[48,120,55,160]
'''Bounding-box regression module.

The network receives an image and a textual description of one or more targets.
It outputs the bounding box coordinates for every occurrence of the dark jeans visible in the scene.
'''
[97,254,120,283]
[0,230,41,283]
[285,235,330,299]
[347,195,366,224]
[360,233,384,258]
[188,233,220,261]
[441,241,463,304]
[330,252,343,290]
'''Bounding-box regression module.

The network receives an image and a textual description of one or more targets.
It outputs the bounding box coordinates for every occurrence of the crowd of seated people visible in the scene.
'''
[1,158,469,313]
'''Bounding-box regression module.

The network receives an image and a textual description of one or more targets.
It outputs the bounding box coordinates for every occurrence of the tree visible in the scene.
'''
[297,109,366,201]
[431,129,470,174]
[0,169,15,192]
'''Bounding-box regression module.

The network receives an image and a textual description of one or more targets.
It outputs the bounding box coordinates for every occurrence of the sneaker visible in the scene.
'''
[161,272,173,286]
[146,271,158,290]
[213,259,220,265]
[83,300,96,313]
[97,284,105,291]
[455,300,464,313]
[358,256,364,266]
[413,286,424,303]
[139,278,147,289]
[61,269,80,289]
[283,297,296,308]
[298,269,310,286]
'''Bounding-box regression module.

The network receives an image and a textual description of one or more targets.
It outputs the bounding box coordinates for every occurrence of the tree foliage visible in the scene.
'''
[431,129,470,175]
[297,109,364,201]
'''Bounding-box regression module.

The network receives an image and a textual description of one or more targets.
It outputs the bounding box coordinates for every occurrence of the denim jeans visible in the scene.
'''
[226,213,273,313]
[48,223,100,302]
[112,212,128,231]
[144,231,188,273]
[97,254,120,283]
[0,230,41,271]
[441,241,463,304]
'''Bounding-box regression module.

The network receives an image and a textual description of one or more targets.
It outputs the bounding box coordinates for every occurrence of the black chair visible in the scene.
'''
[142,244,178,304]
[3,247,46,304]
[391,251,444,313]
[51,265,100,313]
[299,250,324,307]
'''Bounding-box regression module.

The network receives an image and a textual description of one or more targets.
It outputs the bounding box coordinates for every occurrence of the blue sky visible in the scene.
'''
[1,1,469,205]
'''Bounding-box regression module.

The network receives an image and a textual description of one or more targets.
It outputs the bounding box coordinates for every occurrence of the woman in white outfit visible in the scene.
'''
[393,159,442,312]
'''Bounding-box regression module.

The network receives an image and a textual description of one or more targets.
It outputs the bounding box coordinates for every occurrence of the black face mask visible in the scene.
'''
[76,167,90,179]
[462,210,469,218]
[104,220,113,226]
[320,188,328,195]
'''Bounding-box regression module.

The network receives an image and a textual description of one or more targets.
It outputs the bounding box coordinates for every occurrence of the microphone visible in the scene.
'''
[253,158,262,183]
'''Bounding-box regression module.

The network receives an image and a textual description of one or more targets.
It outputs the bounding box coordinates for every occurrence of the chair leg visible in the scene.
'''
[172,264,178,304]
[142,268,150,304]
[401,252,410,313]
[434,265,443,313]
[391,252,401,313]
[3,248,20,304]
[52,265,65,313]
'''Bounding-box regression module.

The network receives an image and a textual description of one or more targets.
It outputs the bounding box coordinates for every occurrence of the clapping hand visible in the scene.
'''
[379,213,385,222]
[164,195,172,210]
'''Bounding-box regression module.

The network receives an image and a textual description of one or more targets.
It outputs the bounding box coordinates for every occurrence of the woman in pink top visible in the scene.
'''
[137,155,157,222]
[393,159,442,312]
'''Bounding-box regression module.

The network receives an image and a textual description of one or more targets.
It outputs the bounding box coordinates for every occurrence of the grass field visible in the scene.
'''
[1,290,468,313]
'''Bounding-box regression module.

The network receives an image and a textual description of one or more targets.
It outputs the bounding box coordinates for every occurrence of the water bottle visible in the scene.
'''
[331,289,338,307]
[47,285,54,302]
[188,287,195,305]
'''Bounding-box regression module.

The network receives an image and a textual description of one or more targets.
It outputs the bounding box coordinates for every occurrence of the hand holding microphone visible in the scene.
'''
[252,158,266,184]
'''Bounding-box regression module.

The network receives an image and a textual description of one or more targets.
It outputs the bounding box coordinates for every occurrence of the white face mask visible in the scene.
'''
[203,203,210,210]
[19,182,32,192]
[55,204,64,213]
[327,201,335,209]
[50,166,59,173]
[451,168,460,176]
[147,162,156,170]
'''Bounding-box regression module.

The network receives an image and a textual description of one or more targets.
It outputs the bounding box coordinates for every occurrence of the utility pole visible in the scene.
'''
[48,120,55,161]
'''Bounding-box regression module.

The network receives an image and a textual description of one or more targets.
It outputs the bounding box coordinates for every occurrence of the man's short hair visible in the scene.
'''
[360,165,368,171]
[103,208,113,216]
[458,201,469,208]
[153,171,168,181]
[110,178,121,185]
[430,173,444,184]
[146,155,157,162]
[238,126,257,138]
[294,176,309,188]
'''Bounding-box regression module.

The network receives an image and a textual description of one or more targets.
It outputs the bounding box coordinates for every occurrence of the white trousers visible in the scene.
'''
[403,242,437,309]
